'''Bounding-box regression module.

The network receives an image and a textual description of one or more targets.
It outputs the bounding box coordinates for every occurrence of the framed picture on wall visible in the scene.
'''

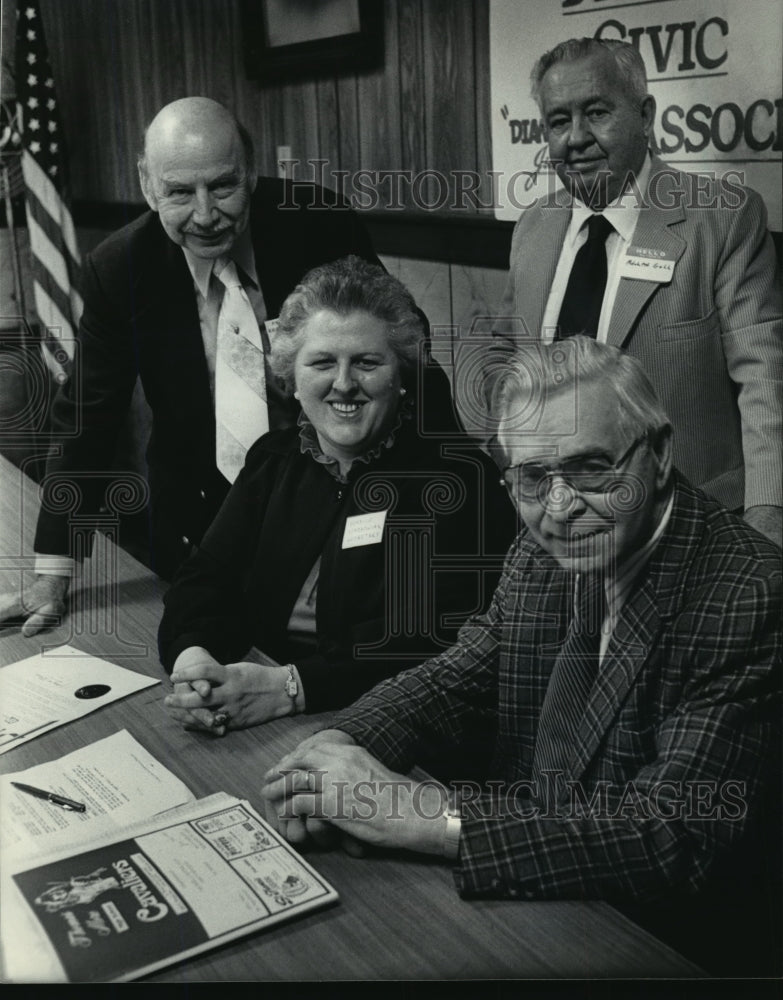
[242,0,384,82]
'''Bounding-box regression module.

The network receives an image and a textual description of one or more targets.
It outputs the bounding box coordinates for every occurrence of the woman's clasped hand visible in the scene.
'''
[165,646,303,735]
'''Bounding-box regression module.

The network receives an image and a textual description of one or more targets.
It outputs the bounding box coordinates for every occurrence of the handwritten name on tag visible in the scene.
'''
[620,246,675,283]
[342,510,388,549]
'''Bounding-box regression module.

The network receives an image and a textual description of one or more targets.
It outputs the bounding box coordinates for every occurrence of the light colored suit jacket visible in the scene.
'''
[463,157,782,511]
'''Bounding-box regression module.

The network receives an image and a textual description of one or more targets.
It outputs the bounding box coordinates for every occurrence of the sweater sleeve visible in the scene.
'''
[157,443,275,670]
[34,252,138,559]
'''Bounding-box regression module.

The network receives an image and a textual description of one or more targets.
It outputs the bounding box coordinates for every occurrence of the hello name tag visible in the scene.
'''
[264,317,280,344]
[621,246,676,283]
[342,510,388,549]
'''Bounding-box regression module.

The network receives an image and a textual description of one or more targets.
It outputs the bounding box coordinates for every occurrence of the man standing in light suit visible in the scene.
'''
[465,37,782,546]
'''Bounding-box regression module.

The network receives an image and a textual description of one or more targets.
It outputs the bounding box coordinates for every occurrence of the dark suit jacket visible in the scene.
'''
[158,416,516,712]
[332,475,781,915]
[467,157,783,511]
[34,178,455,578]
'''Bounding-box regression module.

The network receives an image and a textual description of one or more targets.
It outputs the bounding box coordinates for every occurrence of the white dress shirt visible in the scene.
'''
[541,153,653,343]
[183,227,267,397]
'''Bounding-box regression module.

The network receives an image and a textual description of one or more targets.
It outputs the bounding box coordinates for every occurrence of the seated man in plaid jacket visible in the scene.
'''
[264,337,781,974]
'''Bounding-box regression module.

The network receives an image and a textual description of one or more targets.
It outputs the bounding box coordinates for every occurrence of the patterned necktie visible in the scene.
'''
[531,573,607,799]
[556,214,614,340]
[214,261,269,484]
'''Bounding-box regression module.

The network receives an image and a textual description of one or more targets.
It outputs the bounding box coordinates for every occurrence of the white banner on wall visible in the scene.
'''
[490,0,783,229]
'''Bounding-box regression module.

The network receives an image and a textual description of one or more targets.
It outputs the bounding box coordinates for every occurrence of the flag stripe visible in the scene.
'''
[17,0,80,386]
[24,217,81,330]
[32,280,77,355]
[31,281,77,360]
[25,190,81,281]
[21,149,80,261]
[25,191,84,319]
[27,210,74,300]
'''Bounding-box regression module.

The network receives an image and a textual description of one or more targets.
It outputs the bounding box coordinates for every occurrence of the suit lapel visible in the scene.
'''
[564,479,702,785]
[565,582,661,784]
[509,548,572,749]
[606,160,686,348]
[517,197,571,338]
[152,235,215,440]
[162,238,210,368]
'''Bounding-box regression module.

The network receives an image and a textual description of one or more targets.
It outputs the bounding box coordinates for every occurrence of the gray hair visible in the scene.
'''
[531,37,649,109]
[270,256,425,394]
[497,336,671,446]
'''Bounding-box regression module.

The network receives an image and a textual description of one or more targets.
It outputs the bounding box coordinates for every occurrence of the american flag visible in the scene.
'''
[15,0,82,384]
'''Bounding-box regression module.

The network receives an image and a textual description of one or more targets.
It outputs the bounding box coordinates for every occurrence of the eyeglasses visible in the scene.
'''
[501,435,646,501]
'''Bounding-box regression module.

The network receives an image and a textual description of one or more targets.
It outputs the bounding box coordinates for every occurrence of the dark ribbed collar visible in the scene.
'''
[298,399,414,483]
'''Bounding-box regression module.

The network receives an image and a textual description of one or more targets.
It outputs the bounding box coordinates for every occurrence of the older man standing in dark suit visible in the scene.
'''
[1,97,452,632]
[264,337,781,975]
[461,37,782,548]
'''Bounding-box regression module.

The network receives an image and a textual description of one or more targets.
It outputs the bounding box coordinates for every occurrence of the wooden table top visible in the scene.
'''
[0,454,702,981]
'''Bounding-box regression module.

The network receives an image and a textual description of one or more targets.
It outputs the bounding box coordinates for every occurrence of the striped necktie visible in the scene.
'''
[531,573,607,801]
[214,260,269,484]
[556,214,614,340]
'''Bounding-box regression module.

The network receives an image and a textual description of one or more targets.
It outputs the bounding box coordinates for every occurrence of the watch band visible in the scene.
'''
[284,664,298,714]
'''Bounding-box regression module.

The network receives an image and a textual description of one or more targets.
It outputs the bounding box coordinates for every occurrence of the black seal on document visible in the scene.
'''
[74,684,111,699]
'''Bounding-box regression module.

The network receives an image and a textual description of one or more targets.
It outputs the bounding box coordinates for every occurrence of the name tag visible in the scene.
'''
[620,245,675,283]
[342,510,388,549]
[264,317,279,343]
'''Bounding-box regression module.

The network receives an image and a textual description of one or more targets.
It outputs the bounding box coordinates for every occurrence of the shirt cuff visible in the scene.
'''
[34,555,77,577]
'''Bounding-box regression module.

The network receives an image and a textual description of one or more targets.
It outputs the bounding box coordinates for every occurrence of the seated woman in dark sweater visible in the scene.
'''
[159,256,515,734]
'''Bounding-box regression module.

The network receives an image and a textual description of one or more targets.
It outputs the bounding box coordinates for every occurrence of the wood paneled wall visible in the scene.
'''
[31,0,494,214]
[1,0,507,472]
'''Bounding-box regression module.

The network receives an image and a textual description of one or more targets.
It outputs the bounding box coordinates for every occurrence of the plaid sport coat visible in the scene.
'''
[333,475,782,902]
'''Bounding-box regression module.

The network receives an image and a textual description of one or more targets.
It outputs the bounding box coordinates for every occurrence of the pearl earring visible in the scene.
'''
[293,391,300,400]
[399,388,407,397]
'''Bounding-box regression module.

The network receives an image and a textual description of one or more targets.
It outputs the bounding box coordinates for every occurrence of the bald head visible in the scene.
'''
[142,98,254,177]
[138,98,256,260]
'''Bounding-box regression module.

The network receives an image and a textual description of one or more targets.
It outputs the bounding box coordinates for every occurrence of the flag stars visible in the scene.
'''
[47,98,56,110]
[45,78,54,88]
[27,29,36,40]
[29,118,40,130]
[49,141,58,153]
[48,121,57,132]
[27,53,37,64]
[27,97,38,108]
[27,74,37,85]
[49,165,58,176]
[25,7,36,19]
[30,140,41,153]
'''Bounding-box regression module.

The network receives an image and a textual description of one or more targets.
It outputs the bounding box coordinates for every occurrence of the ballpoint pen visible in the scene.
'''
[11,782,87,812]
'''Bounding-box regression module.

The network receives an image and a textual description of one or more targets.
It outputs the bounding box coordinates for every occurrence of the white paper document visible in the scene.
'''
[2,794,338,983]
[1,730,195,863]
[0,645,159,754]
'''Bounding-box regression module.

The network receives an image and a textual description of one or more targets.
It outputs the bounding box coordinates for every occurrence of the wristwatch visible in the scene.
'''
[284,664,299,715]
[443,792,462,861]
